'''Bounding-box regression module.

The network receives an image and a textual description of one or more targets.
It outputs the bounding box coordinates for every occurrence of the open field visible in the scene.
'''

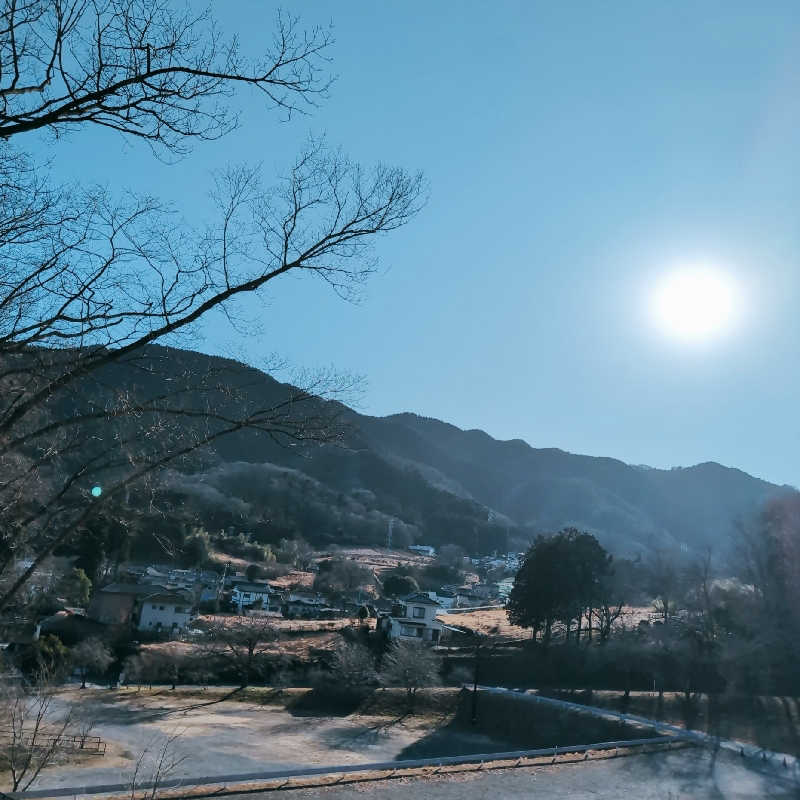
[438,608,527,639]
[439,606,654,641]
[15,687,662,794]
[25,689,453,792]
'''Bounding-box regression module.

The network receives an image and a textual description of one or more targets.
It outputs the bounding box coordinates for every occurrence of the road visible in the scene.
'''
[224,748,800,800]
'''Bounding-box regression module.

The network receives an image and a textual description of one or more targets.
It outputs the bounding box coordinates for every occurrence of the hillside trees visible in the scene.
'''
[734,495,800,691]
[313,558,373,601]
[381,573,419,597]
[0,1,424,611]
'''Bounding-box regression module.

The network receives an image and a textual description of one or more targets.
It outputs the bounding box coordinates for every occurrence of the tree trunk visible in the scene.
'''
[587,607,593,641]
[471,643,480,723]
[576,611,583,645]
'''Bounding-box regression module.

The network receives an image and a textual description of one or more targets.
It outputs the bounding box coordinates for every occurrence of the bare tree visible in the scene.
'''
[122,650,162,691]
[127,730,187,800]
[329,640,376,689]
[0,678,75,792]
[201,617,278,688]
[0,3,332,148]
[0,1,425,611]
[647,550,684,625]
[378,640,440,711]
[70,637,114,689]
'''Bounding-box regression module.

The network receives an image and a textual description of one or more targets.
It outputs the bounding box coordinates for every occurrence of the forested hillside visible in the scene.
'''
[35,345,793,561]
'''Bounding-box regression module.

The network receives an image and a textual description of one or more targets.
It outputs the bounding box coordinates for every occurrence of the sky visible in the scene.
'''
[30,1,800,487]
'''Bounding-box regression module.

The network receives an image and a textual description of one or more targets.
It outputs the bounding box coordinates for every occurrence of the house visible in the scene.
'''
[87,583,168,625]
[428,589,459,609]
[39,609,106,646]
[88,583,195,633]
[408,545,436,557]
[473,582,501,600]
[137,592,194,633]
[376,593,453,643]
[497,577,514,600]
[283,592,328,619]
[231,581,280,612]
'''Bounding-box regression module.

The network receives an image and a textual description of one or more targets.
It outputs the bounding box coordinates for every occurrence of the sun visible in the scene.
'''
[650,266,739,343]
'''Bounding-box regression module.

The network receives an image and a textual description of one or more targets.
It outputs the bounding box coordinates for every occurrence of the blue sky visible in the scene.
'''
[33,1,800,487]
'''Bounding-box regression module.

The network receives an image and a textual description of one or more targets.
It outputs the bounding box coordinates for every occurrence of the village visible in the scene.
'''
[0,542,521,683]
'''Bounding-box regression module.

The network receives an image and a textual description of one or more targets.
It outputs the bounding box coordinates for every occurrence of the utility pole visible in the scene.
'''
[216,560,230,614]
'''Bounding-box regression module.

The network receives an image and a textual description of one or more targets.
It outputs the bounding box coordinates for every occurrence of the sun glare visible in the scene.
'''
[650,266,739,343]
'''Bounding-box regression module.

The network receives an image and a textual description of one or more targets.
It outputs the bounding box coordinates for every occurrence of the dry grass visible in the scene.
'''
[318,547,434,575]
[438,609,527,640]
[268,570,315,589]
[144,629,342,659]
[193,614,354,633]
[438,607,656,642]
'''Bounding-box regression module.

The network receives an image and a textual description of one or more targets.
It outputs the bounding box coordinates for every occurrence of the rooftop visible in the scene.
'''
[404,593,442,606]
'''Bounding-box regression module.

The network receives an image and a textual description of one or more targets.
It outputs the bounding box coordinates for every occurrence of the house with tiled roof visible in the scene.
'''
[376,592,456,643]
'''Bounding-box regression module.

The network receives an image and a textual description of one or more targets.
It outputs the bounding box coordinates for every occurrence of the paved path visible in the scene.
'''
[223,748,800,800]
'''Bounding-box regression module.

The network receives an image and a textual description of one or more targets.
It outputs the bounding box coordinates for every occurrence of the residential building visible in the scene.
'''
[88,583,195,633]
[425,590,459,609]
[376,593,455,643]
[231,581,280,612]
[283,592,328,618]
[87,583,168,626]
[137,592,194,633]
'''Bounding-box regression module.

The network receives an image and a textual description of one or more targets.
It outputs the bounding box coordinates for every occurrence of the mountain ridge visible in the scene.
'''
[40,344,792,559]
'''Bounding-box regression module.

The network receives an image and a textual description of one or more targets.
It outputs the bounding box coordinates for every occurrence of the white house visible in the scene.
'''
[137,592,194,633]
[425,590,459,609]
[377,593,453,643]
[231,581,278,611]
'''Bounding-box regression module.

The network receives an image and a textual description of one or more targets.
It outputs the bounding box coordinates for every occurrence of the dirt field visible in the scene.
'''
[439,606,654,641]
[267,570,315,589]
[438,608,527,639]
[21,687,667,794]
[28,689,456,792]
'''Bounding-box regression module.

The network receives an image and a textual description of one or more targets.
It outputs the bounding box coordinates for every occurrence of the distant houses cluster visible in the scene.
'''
[2,542,519,653]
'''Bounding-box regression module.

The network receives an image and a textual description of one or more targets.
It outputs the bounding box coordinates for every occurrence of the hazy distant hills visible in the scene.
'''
[55,346,794,558]
[356,412,789,555]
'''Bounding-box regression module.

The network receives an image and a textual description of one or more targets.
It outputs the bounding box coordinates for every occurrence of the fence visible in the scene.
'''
[8,735,687,799]
[0,731,106,756]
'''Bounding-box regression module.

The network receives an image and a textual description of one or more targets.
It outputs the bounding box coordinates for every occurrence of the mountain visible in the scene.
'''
[39,345,795,559]
[355,412,789,555]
